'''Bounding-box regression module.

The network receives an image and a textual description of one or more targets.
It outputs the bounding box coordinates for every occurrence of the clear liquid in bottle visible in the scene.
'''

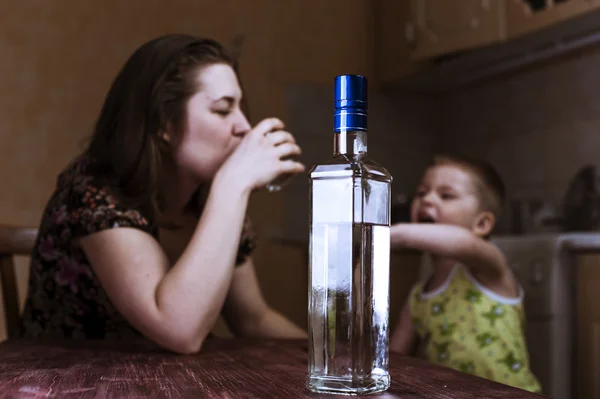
[307,75,392,395]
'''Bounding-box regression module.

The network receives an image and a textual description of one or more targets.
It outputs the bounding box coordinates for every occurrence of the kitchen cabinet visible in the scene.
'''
[576,254,600,399]
[407,0,506,60]
[374,0,428,86]
[507,0,600,39]
[375,0,600,89]
[374,0,506,85]
[374,0,507,86]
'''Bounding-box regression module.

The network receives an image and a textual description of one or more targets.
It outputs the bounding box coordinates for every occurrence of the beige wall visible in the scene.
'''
[438,47,600,223]
[0,0,381,336]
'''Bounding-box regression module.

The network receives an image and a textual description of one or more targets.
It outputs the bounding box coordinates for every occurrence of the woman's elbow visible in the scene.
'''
[165,336,205,355]
[154,327,209,355]
[173,341,203,355]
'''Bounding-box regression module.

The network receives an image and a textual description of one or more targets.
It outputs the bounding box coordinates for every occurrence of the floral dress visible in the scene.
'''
[19,154,256,340]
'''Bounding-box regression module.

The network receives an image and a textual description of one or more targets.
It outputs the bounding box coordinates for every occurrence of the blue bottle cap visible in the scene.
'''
[334,75,367,109]
[334,75,367,132]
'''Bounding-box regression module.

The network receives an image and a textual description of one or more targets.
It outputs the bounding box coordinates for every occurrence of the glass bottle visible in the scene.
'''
[307,75,393,395]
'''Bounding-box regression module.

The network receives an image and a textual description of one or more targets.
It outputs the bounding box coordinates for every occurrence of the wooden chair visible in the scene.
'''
[0,225,37,339]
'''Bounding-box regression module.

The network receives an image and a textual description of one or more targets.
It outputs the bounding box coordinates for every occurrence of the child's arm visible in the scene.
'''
[390,223,509,279]
[390,302,416,355]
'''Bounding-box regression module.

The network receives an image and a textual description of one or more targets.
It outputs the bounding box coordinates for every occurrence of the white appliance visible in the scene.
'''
[494,233,600,399]
[420,233,600,399]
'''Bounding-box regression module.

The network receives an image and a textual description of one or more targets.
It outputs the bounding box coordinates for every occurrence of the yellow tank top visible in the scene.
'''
[409,265,542,393]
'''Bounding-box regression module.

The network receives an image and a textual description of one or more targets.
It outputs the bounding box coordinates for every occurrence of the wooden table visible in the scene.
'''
[0,339,547,398]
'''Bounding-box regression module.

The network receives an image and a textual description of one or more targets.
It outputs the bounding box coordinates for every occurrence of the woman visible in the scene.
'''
[20,34,307,354]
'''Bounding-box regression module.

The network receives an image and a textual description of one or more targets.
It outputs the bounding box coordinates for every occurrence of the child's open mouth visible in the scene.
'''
[417,213,436,223]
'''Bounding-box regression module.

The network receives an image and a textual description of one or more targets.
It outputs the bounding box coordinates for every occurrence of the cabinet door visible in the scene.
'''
[507,0,600,39]
[576,254,600,399]
[375,0,428,86]
[410,0,506,60]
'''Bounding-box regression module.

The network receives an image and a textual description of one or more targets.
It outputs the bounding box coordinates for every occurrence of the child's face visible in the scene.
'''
[411,164,484,231]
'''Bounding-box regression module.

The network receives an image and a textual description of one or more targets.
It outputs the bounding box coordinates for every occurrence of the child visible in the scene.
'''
[390,154,541,393]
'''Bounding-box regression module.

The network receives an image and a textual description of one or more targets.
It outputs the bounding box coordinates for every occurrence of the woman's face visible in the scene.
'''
[170,63,251,182]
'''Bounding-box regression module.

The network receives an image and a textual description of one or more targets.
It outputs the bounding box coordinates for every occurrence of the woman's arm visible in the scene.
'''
[80,176,250,354]
[80,119,304,354]
[221,257,306,339]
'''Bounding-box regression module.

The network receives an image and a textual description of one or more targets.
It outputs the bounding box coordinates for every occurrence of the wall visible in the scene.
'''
[0,0,379,337]
[438,48,600,223]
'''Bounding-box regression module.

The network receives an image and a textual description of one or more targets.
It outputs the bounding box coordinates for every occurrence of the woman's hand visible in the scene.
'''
[216,118,305,193]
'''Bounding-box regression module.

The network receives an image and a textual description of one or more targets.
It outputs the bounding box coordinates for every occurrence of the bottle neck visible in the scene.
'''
[333,129,367,156]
